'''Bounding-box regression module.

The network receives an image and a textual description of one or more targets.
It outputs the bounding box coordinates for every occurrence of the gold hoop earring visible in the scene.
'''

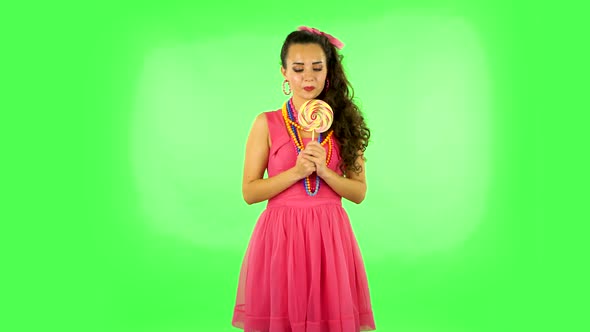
[282,79,291,95]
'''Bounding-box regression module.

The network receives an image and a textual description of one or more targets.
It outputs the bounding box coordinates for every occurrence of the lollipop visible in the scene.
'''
[298,99,334,141]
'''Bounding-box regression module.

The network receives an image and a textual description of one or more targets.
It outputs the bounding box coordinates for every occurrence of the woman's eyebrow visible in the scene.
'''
[292,61,324,65]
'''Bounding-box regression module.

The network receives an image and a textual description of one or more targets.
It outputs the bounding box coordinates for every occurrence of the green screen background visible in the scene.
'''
[3,0,586,331]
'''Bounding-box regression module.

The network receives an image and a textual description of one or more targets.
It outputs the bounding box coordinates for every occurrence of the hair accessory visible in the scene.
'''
[297,26,344,49]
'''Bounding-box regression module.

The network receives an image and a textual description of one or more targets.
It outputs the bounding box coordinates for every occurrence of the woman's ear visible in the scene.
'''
[280,66,286,79]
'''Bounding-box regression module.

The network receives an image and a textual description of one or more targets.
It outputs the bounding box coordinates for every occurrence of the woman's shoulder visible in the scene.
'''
[263,108,282,116]
[253,109,280,118]
[250,109,283,147]
[260,109,283,123]
[250,109,281,130]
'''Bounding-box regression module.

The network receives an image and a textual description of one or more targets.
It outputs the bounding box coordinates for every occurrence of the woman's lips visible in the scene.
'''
[303,86,315,91]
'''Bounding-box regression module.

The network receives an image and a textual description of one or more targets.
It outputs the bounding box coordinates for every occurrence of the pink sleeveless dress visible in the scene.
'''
[232,109,376,332]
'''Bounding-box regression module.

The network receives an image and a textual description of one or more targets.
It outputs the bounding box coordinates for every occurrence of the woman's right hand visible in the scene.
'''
[292,152,316,180]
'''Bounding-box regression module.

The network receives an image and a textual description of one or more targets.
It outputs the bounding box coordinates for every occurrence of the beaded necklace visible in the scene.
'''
[282,98,333,196]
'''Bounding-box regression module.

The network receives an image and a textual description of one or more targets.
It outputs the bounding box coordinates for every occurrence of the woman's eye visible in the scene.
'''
[292,68,323,72]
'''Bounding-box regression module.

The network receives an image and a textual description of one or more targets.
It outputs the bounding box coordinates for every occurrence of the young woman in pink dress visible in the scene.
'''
[232,26,376,332]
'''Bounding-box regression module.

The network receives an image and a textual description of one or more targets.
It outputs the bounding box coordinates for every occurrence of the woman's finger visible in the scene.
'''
[304,156,321,164]
[301,150,316,158]
[304,146,324,156]
[301,155,315,163]
[303,161,315,169]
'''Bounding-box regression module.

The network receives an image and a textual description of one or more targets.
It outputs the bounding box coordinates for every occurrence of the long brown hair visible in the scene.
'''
[280,29,370,175]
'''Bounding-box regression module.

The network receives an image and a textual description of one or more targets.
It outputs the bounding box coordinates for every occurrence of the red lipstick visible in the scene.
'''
[303,86,314,91]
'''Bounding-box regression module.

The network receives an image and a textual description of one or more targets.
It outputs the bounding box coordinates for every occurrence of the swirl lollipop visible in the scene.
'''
[298,99,334,141]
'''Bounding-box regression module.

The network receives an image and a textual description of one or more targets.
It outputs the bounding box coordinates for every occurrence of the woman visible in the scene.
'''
[232,26,376,332]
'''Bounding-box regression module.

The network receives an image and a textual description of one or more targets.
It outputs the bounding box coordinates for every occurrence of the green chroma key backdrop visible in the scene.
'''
[3,0,586,331]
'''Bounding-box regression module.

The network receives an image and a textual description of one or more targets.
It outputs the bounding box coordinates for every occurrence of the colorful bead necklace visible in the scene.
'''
[282,98,333,196]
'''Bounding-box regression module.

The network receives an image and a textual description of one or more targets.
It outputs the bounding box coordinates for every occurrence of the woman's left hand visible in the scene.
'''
[301,141,329,178]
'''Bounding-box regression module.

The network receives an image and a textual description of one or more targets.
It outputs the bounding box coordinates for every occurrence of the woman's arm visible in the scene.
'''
[241,113,315,205]
[320,154,367,204]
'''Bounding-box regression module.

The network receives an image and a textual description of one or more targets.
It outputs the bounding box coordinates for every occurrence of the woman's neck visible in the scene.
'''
[291,95,309,113]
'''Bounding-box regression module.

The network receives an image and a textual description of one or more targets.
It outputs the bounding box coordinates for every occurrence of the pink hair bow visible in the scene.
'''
[297,26,345,49]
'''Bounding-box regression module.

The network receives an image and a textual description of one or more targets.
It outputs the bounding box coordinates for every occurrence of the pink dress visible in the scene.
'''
[232,109,376,332]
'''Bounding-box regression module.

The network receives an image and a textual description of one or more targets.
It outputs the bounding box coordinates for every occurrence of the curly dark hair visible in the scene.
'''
[280,29,370,175]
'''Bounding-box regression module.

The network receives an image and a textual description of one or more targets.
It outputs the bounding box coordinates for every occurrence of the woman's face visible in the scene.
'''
[281,43,328,103]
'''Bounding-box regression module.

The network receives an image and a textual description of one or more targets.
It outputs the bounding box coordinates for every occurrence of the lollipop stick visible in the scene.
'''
[312,130,315,141]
